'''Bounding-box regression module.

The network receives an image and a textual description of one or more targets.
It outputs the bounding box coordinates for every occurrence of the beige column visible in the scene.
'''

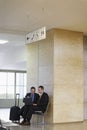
[27,43,39,91]
[83,36,87,120]
[38,30,54,123]
[53,29,83,123]
[26,29,84,123]
[26,31,54,123]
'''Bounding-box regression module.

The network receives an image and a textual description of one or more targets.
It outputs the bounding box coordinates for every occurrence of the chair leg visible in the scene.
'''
[31,114,45,125]
[42,115,44,125]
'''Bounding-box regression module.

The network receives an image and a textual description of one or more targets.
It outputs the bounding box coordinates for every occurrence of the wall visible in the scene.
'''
[27,30,54,123]
[83,36,87,119]
[38,30,54,123]
[27,42,39,91]
[0,33,26,71]
[53,29,84,123]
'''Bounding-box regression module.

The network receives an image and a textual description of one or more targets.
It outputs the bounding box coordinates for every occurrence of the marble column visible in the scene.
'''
[26,29,84,123]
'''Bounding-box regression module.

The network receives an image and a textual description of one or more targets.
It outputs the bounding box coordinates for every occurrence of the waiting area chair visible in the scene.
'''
[32,103,49,125]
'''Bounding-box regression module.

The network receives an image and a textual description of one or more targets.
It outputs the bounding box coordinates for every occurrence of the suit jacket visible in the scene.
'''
[37,92,49,113]
[25,93,39,104]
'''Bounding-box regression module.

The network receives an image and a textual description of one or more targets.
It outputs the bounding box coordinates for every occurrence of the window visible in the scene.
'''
[0,71,27,99]
[16,73,27,98]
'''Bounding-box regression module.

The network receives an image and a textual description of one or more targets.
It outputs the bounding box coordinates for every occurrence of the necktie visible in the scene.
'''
[31,94,34,102]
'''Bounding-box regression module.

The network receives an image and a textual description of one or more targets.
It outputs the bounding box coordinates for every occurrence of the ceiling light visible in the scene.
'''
[0,40,8,44]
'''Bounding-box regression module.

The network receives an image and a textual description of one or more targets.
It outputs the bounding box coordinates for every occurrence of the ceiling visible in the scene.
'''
[0,0,87,70]
[0,0,87,34]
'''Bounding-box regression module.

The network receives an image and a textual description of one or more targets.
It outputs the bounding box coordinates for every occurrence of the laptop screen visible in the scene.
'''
[23,97,32,105]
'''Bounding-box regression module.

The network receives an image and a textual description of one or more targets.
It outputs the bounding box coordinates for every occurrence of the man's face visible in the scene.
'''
[31,88,35,94]
[38,88,43,94]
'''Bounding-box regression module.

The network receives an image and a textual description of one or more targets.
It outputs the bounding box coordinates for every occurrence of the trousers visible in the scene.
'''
[26,105,42,122]
[20,105,30,120]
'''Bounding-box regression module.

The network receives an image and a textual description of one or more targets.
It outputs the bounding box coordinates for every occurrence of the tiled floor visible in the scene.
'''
[0,108,87,130]
[7,121,87,130]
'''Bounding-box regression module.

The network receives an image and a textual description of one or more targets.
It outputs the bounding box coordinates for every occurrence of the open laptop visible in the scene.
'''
[23,97,32,105]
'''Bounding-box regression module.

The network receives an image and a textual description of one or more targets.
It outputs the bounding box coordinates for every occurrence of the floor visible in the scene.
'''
[0,108,87,130]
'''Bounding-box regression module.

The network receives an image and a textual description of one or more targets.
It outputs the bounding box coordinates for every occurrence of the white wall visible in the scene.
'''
[0,33,27,70]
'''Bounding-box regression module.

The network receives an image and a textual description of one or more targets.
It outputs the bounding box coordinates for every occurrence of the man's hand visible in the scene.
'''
[33,104,37,106]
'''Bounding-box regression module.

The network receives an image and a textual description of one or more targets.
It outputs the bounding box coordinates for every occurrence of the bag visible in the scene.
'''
[9,94,20,122]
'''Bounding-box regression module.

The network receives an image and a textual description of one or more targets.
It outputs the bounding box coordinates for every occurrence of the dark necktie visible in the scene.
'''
[31,94,34,102]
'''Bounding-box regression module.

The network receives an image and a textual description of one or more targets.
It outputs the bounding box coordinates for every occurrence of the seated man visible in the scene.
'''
[19,86,39,122]
[20,85,49,125]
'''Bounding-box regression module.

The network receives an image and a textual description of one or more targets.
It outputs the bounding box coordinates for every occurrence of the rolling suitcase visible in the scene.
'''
[9,93,20,122]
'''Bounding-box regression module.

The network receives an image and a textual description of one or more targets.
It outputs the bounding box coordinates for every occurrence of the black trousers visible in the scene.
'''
[26,106,42,122]
[20,105,30,120]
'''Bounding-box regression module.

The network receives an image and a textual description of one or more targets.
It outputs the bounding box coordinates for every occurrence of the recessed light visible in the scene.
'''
[0,40,8,44]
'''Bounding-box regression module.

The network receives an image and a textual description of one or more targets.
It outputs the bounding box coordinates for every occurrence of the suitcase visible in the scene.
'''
[9,93,20,122]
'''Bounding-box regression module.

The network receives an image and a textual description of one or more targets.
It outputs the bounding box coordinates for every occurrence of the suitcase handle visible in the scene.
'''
[15,93,20,106]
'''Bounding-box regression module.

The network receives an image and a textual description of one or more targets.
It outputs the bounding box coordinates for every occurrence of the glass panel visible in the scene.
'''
[0,72,7,86]
[16,73,24,85]
[16,73,27,99]
[0,86,6,99]
[7,73,15,85]
[7,86,14,99]
[0,71,27,99]
[16,86,24,98]
[24,86,27,96]
[24,73,27,86]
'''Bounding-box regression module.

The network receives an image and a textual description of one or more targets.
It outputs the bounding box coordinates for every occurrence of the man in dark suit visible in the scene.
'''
[25,87,39,104]
[19,86,39,123]
[20,86,49,125]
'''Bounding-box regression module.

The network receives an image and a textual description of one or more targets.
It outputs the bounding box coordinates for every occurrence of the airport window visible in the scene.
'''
[0,71,27,99]
[16,73,27,98]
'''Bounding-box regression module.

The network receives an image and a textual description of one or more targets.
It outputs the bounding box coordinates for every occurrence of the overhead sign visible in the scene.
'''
[26,27,46,44]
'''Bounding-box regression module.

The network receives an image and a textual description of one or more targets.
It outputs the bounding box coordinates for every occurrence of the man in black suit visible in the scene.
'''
[19,86,39,123]
[25,87,39,104]
[20,86,49,125]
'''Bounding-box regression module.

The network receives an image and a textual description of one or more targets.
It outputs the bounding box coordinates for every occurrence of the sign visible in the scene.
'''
[26,27,46,44]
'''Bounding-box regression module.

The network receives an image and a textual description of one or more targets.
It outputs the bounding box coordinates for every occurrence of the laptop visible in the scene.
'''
[23,97,32,105]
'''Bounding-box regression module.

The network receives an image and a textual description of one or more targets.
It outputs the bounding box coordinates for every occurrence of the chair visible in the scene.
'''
[32,103,49,125]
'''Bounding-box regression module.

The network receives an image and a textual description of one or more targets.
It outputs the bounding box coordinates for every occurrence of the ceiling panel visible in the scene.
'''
[0,0,87,34]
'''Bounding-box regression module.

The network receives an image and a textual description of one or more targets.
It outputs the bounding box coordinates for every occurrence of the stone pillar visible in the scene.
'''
[26,29,84,123]
[27,42,39,91]
[53,29,83,123]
